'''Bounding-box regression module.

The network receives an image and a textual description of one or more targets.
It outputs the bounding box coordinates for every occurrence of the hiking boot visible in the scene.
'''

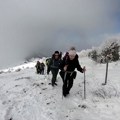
[66,91,69,95]
[63,93,67,97]
[54,83,57,86]
[52,83,54,87]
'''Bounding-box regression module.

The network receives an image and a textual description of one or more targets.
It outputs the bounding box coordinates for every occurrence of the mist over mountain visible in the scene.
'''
[0,0,120,69]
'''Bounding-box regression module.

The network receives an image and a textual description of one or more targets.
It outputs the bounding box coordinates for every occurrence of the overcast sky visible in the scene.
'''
[0,0,120,69]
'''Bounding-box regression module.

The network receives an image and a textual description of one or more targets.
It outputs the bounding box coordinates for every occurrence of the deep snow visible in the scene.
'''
[0,56,120,120]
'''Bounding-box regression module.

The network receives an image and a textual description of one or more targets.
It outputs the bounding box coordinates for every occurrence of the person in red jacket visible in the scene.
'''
[60,47,86,97]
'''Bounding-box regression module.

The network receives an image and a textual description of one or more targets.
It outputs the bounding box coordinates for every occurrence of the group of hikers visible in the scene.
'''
[35,47,86,97]
[35,61,45,75]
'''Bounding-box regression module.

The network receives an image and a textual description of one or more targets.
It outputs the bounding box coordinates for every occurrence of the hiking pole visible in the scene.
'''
[83,67,86,99]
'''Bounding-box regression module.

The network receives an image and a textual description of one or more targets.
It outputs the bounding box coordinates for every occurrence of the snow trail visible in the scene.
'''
[0,57,120,120]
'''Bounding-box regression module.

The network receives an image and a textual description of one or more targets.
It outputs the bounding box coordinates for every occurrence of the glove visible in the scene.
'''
[82,66,86,73]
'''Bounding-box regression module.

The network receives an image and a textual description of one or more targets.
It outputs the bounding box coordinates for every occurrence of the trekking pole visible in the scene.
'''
[83,67,86,99]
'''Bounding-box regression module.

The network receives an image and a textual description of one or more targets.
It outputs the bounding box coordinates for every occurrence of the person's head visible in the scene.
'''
[65,52,69,56]
[54,51,59,59]
[68,47,76,60]
[37,61,40,64]
[64,52,69,59]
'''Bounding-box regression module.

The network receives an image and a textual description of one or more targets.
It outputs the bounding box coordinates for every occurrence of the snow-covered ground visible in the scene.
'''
[0,56,120,120]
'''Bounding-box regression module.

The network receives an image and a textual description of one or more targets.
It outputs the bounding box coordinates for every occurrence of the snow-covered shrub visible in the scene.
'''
[92,86,120,99]
[100,39,119,62]
[88,49,98,62]
[89,37,120,63]
[78,49,91,57]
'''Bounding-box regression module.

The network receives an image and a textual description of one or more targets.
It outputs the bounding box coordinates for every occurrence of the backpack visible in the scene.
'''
[46,58,51,66]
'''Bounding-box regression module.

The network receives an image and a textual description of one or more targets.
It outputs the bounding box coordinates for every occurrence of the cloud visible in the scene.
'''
[0,0,120,68]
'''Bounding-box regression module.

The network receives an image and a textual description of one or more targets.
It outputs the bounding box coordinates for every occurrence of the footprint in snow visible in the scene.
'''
[9,118,12,120]
[42,88,47,90]
[33,83,40,87]
[4,106,13,120]
[78,104,87,109]
[46,102,51,105]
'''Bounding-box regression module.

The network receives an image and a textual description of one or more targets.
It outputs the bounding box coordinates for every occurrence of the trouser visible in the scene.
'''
[47,66,50,74]
[60,71,77,96]
[51,69,59,85]
[36,68,41,74]
[41,68,44,75]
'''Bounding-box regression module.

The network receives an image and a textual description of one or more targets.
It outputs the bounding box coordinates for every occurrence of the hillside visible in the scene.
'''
[0,56,120,120]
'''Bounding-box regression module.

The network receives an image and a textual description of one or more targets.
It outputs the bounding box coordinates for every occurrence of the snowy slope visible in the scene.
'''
[0,57,120,120]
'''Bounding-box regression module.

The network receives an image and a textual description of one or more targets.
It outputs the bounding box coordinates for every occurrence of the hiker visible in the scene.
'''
[35,61,41,74]
[60,47,86,97]
[46,58,51,75]
[41,62,45,75]
[63,52,69,62]
[47,51,61,86]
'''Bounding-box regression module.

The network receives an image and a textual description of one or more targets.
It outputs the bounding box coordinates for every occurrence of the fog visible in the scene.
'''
[0,0,120,69]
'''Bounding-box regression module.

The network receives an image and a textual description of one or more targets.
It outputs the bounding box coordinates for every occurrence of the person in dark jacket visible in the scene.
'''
[60,47,86,97]
[48,51,61,86]
[63,52,69,62]
[35,61,41,74]
[46,58,51,74]
[41,62,45,75]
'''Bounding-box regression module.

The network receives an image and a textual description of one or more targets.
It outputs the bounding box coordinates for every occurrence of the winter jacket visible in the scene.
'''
[35,62,41,70]
[47,58,61,74]
[49,59,61,69]
[61,54,83,73]
[41,63,45,70]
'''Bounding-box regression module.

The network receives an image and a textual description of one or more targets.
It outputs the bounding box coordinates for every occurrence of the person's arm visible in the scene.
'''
[76,59,84,73]
[47,67,51,74]
[59,60,63,70]
[60,58,69,71]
